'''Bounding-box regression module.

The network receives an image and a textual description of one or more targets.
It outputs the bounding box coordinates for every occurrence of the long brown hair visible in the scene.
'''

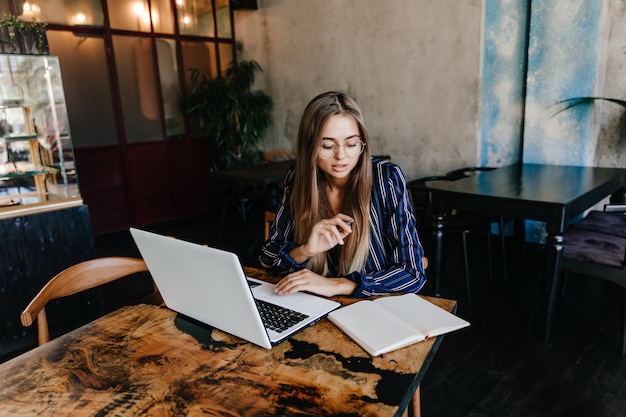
[292,92,372,276]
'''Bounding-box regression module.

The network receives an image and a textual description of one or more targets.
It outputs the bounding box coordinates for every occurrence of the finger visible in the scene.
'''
[277,279,300,295]
[275,273,303,294]
[275,275,293,292]
[331,226,348,243]
[322,228,344,246]
[338,225,352,238]
[338,213,353,222]
[336,217,354,232]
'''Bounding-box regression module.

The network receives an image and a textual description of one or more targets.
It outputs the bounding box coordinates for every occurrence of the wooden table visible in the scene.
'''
[0,267,456,416]
[427,163,626,341]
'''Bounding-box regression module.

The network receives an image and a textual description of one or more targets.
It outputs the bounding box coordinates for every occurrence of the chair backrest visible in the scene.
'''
[263,210,274,240]
[445,166,495,181]
[263,150,296,163]
[20,257,151,346]
[407,175,452,228]
[560,227,626,356]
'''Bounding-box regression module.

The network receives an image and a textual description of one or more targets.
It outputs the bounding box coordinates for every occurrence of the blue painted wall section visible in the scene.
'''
[481,0,602,242]
[523,0,602,166]
[523,0,601,242]
[480,0,529,167]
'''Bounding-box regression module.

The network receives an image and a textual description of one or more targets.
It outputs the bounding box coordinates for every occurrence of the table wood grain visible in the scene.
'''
[0,267,456,416]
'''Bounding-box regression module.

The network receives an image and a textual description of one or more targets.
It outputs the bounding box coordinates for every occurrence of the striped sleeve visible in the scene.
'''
[350,160,426,296]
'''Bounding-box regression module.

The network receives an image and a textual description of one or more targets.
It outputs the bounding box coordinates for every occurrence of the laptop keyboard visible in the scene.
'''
[254,299,309,333]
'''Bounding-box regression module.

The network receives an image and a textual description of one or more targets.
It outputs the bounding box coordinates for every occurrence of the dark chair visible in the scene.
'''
[444,166,496,181]
[559,204,626,295]
[215,176,266,242]
[216,151,296,243]
[445,167,510,281]
[570,205,626,238]
[549,226,626,356]
[407,175,495,302]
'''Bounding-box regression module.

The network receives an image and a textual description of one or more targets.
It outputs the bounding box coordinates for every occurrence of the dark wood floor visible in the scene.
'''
[420,235,626,417]
[7,202,626,416]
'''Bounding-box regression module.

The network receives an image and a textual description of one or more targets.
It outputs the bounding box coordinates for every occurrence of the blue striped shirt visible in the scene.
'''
[259,158,427,297]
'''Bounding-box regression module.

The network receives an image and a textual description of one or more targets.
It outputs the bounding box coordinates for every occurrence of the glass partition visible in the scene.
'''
[113,35,163,143]
[47,31,118,148]
[156,37,184,138]
[0,54,81,215]
[13,0,104,26]
[106,0,174,33]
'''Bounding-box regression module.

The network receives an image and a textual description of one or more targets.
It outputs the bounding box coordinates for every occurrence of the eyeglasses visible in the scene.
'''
[318,140,366,159]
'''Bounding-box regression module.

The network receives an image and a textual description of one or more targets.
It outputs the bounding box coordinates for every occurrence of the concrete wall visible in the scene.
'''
[594,0,626,168]
[234,0,626,182]
[234,0,483,181]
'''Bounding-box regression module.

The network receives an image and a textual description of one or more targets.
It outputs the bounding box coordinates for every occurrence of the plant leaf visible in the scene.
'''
[549,96,626,119]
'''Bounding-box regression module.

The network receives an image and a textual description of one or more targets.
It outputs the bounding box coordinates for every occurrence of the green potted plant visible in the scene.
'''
[184,59,273,169]
[550,96,626,151]
[0,13,48,55]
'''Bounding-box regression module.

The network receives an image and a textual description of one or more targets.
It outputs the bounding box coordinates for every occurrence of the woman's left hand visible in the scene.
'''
[274,269,357,297]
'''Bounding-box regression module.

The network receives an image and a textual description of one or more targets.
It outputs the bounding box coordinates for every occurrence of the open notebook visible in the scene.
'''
[130,228,340,349]
[328,293,469,356]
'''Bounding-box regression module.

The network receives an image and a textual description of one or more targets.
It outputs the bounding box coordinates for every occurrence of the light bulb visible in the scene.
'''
[133,3,145,16]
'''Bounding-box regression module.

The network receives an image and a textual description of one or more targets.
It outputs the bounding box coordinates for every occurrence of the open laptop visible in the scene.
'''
[129,227,340,349]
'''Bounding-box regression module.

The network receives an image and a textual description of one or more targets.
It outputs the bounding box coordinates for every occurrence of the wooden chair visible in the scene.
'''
[20,257,153,346]
[264,210,276,240]
[262,151,296,240]
[263,150,296,162]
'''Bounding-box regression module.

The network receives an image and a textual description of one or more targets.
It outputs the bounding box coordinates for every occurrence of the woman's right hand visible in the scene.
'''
[290,214,353,263]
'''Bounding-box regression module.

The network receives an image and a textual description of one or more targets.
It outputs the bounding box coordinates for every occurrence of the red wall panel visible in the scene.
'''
[74,147,130,234]
[127,143,172,225]
[74,139,216,235]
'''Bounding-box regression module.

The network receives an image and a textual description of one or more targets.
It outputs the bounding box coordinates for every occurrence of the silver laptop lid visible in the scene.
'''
[130,227,273,349]
[129,228,340,349]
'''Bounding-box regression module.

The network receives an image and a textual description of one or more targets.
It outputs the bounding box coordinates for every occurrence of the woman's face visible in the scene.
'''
[316,114,362,186]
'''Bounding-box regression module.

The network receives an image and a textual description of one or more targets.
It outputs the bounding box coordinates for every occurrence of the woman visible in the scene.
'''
[259,92,426,297]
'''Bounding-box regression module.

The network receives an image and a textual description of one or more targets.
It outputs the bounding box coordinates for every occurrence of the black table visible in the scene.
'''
[212,160,294,185]
[427,163,626,341]
[211,161,293,239]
